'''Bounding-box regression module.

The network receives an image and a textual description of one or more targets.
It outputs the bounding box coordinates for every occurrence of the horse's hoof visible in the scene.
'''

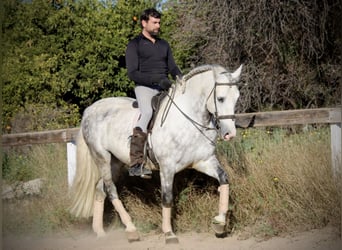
[215,231,228,238]
[95,230,106,238]
[211,220,226,235]
[165,231,179,244]
[126,230,140,242]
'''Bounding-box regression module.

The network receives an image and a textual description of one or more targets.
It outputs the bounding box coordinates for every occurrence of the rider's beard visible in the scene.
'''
[149,29,160,37]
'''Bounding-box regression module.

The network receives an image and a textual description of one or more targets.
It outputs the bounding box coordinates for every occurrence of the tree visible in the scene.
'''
[170,0,341,112]
[2,0,158,132]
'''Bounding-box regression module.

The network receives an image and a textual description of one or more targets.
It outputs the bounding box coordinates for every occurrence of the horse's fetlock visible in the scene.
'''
[214,213,226,224]
[125,223,137,232]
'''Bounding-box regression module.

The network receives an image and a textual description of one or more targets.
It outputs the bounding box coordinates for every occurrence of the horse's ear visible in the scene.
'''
[231,64,243,81]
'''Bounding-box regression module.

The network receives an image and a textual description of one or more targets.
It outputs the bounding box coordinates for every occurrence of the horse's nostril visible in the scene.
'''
[224,132,236,141]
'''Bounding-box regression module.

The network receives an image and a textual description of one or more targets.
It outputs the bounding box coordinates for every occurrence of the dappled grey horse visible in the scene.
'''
[69,64,243,244]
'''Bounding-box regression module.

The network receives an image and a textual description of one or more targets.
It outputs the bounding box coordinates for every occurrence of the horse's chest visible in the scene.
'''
[152,128,214,160]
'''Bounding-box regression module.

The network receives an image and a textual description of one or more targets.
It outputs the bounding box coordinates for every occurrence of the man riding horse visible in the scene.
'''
[125,8,182,178]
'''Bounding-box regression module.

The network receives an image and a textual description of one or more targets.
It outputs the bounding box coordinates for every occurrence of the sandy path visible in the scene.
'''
[3,226,340,250]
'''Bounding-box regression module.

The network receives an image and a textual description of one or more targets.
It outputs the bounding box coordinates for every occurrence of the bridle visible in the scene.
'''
[210,73,244,134]
[161,71,242,145]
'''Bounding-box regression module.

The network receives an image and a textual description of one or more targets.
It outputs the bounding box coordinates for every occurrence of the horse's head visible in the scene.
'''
[206,64,243,141]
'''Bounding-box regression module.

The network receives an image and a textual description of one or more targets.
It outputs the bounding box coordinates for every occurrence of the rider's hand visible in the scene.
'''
[159,78,172,90]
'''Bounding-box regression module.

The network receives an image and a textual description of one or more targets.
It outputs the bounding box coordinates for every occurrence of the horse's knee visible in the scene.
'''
[162,192,173,208]
[217,167,229,185]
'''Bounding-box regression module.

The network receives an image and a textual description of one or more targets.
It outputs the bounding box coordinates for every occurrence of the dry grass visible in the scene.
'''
[220,127,341,237]
[2,127,340,238]
[2,144,77,235]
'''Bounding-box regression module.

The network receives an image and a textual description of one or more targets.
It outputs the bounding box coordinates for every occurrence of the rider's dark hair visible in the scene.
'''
[140,8,161,23]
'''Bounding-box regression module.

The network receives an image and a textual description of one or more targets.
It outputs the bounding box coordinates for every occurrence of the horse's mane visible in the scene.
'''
[177,65,227,93]
[182,65,214,82]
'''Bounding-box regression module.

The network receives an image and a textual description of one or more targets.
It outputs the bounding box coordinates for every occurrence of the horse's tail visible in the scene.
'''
[69,129,100,218]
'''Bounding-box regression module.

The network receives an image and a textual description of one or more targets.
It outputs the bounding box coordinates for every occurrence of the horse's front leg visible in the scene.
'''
[193,158,230,236]
[212,183,229,235]
[160,172,179,244]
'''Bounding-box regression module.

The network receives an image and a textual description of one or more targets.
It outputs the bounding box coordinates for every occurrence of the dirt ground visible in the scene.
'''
[2,226,341,250]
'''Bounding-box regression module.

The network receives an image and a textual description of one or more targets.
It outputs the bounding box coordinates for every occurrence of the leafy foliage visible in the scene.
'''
[2,0,157,132]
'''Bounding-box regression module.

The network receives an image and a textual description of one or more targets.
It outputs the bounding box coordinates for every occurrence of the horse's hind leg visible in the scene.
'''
[93,179,106,237]
[93,153,140,242]
[112,198,140,242]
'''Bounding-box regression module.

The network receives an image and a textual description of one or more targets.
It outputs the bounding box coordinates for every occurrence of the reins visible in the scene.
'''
[161,86,218,145]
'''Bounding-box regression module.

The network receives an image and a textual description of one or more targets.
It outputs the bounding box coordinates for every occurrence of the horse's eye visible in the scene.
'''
[217,97,225,103]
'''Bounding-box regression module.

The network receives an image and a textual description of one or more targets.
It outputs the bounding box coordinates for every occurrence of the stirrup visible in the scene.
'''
[128,164,152,179]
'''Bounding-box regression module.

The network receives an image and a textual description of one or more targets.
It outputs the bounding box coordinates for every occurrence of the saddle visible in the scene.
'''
[132,90,168,131]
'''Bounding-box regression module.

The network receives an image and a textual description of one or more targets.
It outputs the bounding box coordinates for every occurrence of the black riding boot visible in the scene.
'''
[129,127,152,178]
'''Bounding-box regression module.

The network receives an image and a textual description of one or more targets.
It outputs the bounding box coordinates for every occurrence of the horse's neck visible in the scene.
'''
[170,80,213,123]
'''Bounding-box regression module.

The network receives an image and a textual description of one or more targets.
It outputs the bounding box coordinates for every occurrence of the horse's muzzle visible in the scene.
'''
[223,132,236,141]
